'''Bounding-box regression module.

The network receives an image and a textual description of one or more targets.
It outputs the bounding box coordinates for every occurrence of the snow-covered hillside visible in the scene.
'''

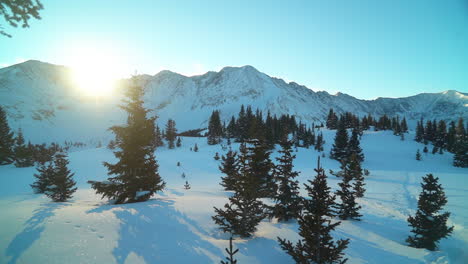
[0,60,467,143]
[0,131,466,263]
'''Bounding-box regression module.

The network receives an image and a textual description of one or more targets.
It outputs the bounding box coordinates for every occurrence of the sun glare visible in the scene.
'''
[68,47,125,97]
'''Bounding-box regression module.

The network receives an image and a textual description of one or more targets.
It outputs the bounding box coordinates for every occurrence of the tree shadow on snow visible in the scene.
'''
[5,203,65,264]
[87,198,223,264]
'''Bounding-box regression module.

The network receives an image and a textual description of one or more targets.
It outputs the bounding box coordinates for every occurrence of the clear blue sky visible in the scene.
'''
[1,0,467,99]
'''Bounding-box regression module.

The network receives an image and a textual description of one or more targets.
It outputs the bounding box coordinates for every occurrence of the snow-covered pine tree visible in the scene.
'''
[406,174,454,250]
[165,119,177,149]
[278,157,349,263]
[221,236,239,264]
[453,119,467,167]
[45,153,77,202]
[208,110,223,145]
[335,158,362,220]
[423,146,428,153]
[88,79,165,204]
[154,125,164,148]
[0,106,15,165]
[271,138,302,222]
[347,127,364,162]
[330,117,349,162]
[31,161,54,194]
[212,143,266,238]
[13,128,34,167]
[416,149,422,161]
[184,181,191,190]
[315,132,324,152]
[219,149,239,191]
[176,137,182,147]
[194,143,199,152]
[326,108,339,129]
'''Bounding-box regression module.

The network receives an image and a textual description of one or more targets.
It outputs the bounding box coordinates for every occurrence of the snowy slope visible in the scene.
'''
[0,60,467,142]
[0,131,467,263]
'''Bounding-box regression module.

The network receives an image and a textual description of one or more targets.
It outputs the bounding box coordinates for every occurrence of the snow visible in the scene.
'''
[0,131,467,263]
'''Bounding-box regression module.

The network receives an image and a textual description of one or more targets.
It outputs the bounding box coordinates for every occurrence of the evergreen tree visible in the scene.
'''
[214,152,220,160]
[406,174,454,251]
[221,236,239,264]
[184,181,191,190]
[165,119,177,149]
[348,154,365,198]
[278,157,349,264]
[88,79,165,204]
[0,106,14,165]
[219,149,239,191]
[194,143,199,152]
[347,128,364,162]
[330,117,349,162]
[208,110,223,145]
[45,153,77,202]
[326,109,339,129]
[415,118,424,142]
[176,137,182,147]
[315,132,324,152]
[423,146,428,153]
[247,139,276,198]
[416,149,422,161]
[271,139,302,222]
[13,128,34,167]
[31,161,54,194]
[432,146,438,154]
[453,139,468,167]
[212,143,266,238]
[154,125,164,148]
[335,160,362,220]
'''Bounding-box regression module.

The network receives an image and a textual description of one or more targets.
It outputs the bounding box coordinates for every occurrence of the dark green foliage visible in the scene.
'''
[423,146,428,153]
[271,139,302,222]
[247,139,276,198]
[212,144,266,238]
[31,161,54,194]
[407,174,454,251]
[193,143,199,152]
[0,0,43,37]
[315,132,324,152]
[214,152,220,160]
[153,125,164,148]
[208,110,223,145]
[219,150,238,191]
[278,157,349,264]
[335,158,362,220]
[44,153,77,202]
[0,106,15,165]
[221,236,239,264]
[416,149,421,161]
[326,109,339,129]
[347,128,364,162]
[14,128,34,167]
[330,117,349,162]
[89,79,165,204]
[176,137,182,147]
[165,119,177,149]
[348,154,365,198]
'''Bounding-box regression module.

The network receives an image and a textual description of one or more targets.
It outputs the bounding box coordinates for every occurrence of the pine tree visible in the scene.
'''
[176,137,182,147]
[330,117,349,162]
[453,139,468,167]
[212,144,266,238]
[415,118,424,142]
[88,79,165,204]
[335,159,362,220]
[406,174,454,251]
[0,106,15,165]
[184,181,191,190]
[193,143,199,152]
[348,154,365,198]
[214,152,220,160]
[278,157,349,264]
[165,119,177,149]
[221,236,239,264]
[315,132,324,152]
[247,139,276,198]
[31,161,54,194]
[271,139,302,222]
[423,146,428,153]
[347,128,364,162]
[416,149,422,161]
[154,125,164,148]
[219,149,239,191]
[45,153,77,202]
[326,109,339,129]
[431,146,438,154]
[208,110,223,145]
[13,128,34,167]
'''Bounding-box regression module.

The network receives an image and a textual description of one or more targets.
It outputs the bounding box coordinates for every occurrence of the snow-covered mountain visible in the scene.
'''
[1,60,467,142]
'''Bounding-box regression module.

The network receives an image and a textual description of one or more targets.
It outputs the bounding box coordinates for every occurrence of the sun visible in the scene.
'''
[68,47,124,97]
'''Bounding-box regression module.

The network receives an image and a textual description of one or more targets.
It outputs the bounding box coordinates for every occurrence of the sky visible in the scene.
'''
[0,0,467,99]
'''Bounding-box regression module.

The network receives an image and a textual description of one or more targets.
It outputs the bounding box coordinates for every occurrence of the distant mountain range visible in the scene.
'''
[0,60,467,143]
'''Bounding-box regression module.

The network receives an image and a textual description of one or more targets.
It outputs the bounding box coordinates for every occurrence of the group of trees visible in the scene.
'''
[326,109,408,135]
[330,118,364,163]
[207,106,321,149]
[152,118,182,149]
[415,117,467,167]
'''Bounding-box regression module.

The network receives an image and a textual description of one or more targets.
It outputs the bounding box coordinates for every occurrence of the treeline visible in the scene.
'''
[415,117,467,167]
[326,108,408,135]
[207,105,323,149]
